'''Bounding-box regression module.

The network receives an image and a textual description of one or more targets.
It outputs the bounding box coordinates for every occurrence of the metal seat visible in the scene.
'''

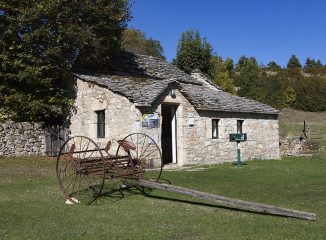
[117,140,136,152]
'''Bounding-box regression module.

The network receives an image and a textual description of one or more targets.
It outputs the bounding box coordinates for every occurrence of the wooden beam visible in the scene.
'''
[139,180,316,221]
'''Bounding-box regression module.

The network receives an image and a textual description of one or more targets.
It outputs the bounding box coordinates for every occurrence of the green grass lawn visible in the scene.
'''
[1,155,326,240]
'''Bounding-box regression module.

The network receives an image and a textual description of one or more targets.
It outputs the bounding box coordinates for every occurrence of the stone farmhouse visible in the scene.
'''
[71,52,280,166]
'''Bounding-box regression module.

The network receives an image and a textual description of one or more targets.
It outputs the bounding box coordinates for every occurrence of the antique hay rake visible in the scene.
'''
[56,133,163,204]
[56,133,316,221]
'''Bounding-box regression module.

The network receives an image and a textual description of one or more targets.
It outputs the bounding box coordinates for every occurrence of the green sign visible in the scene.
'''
[229,133,247,142]
[229,133,247,167]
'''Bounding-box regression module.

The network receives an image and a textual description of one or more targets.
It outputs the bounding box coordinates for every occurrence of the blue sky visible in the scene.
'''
[129,0,326,67]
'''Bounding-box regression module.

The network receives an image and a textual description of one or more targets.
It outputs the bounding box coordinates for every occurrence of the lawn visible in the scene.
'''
[1,154,326,240]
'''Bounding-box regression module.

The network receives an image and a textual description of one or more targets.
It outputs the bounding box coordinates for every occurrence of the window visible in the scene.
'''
[212,119,219,139]
[96,110,105,138]
[237,120,244,133]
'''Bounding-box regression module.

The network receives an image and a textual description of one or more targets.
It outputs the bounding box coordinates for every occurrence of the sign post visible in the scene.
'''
[229,133,247,167]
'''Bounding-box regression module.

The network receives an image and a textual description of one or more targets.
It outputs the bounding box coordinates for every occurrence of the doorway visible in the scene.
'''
[161,104,177,164]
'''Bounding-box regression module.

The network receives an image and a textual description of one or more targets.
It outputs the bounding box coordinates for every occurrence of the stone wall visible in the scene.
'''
[0,121,46,157]
[71,78,280,166]
[183,111,279,165]
[0,79,280,161]
[155,89,280,165]
[70,79,152,151]
[279,137,306,156]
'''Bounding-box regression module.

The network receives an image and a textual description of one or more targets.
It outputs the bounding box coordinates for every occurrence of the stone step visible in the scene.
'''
[163,163,183,171]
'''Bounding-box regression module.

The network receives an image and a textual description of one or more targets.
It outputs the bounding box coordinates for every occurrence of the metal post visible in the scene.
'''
[237,141,242,167]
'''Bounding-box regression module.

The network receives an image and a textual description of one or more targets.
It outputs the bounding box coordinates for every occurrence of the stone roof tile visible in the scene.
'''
[179,83,278,114]
[109,51,200,85]
[77,73,174,107]
[75,51,278,115]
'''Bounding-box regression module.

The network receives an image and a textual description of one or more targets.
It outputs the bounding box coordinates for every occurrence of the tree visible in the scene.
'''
[304,57,316,69]
[208,56,235,94]
[121,28,165,60]
[234,56,264,99]
[266,61,281,71]
[287,54,302,69]
[235,60,297,109]
[257,73,293,109]
[303,58,325,75]
[236,56,258,71]
[283,85,296,107]
[236,55,247,70]
[224,57,234,76]
[174,30,213,74]
[0,0,131,122]
[294,76,326,111]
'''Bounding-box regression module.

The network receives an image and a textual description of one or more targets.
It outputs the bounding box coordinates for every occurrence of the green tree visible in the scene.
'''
[266,61,281,71]
[283,85,296,107]
[235,56,263,99]
[236,55,247,70]
[294,76,326,111]
[235,62,296,109]
[268,73,297,109]
[208,56,235,94]
[174,30,212,74]
[224,57,234,77]
[0,0,131,122]
[287,54,302,69]
[304,58,324,75]
[121,28,165,60]
[236,56,258,71]
[304,57,316,69]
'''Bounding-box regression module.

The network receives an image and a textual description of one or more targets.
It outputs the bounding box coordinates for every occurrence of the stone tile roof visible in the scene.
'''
[76,73,175,107]
[190,70,221,90]
[179,83,279,114]
[109,51,200,85]
[75,52,278,115]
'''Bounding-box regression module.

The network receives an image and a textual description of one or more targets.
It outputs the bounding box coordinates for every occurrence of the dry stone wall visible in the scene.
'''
[279,137,305,156]
[0,121,46,157]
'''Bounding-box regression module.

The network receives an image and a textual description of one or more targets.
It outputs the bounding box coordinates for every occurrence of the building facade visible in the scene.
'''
[70,52,280,166]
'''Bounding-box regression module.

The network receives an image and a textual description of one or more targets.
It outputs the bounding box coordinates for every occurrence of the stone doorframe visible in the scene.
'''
[160,91,185,166]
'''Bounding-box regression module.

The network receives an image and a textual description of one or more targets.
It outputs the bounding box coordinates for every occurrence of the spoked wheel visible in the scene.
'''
[116,133,163,181]
[56,136,105,204]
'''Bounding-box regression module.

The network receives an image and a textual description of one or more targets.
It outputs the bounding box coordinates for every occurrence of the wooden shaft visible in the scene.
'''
[139,180,316,221]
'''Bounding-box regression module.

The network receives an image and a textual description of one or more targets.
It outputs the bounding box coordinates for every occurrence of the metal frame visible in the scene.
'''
[56,133,163,204]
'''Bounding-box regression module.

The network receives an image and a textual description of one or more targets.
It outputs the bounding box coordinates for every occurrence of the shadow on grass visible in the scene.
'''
[95,178,171,204]
[94,181,302,220]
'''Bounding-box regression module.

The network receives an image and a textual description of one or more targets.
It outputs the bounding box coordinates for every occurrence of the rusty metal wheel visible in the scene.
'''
[116,133,163,181]
[56,136,105,204]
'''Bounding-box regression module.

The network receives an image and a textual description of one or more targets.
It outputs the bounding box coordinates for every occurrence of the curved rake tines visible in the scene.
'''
[116,133,163,181]
[56,136,105,204]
